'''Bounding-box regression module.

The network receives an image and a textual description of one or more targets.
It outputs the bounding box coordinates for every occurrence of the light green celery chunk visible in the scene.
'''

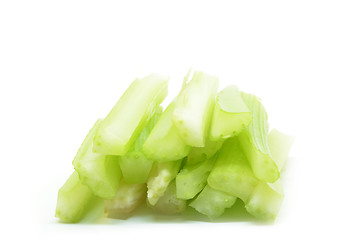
[245,129,295,220]
[239,92,279,183]
[73,120,122,199]
[150,180,186,214]
[187,139,223,165]
[208,137,259,202]
[93,74,168,155]
[143,101,191,162]
[104,179,146,219]
[268,128,295,171]
[189,185,236,219]
[209,86,252,141]
[173,71,218,147]
[55,172,95,223]
[147,159,182,205]
[176,155,216,200]
[119,107,162,183]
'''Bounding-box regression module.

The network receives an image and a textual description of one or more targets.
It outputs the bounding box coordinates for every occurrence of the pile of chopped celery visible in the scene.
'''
[55,71,294,223]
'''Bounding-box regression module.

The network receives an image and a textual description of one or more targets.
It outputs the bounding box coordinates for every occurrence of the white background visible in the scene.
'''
[1,0,361,239]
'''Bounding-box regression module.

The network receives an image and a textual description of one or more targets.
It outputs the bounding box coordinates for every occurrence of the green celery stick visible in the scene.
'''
[187,139,223,165]
[104,179,146,219]
[189,185,237,219]
[147,159,182,205]
[150,180,186,214]
[208,137,259,202]
[93,74,168,155]
[209,86,252,141]
[238,92,279,183]
[73,120,122,199]
[143,101,191,162]
[55,172,95,223]
[245,129,295,220]
[119,106,162,183]
[173,71,218,147]
[176,155,216,200]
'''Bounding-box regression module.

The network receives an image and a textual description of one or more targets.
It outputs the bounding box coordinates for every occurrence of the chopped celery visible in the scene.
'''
[187,139,223,165]
[268,128,295,171]
[147,159,182,205]
[143,101,191,162]
[173,71,218,147]
[239,92,279,183]
[73,120,122,199]
[104,179,146,219]
[55,172,95,223]
[150,180,186,214]
[176,155,216,200]
[189,185,236,219]
[93,74,168,155]
[208,137,259,202]
[209,86,252,141]
[119,106,162,183]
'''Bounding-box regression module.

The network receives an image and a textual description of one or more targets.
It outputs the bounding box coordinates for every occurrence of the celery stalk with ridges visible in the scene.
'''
[173,71,218,147]
[73,119,122,199]
[93,74,168,155]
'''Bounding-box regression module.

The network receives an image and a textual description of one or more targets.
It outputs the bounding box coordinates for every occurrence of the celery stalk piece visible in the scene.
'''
[245,129,295,220]
[209,86,252,141]
[93,74,168,155]
[176,155,216,200]
[142,101,191,162]
[119,106,162,183]
[208,137,259,202]
[268,129,295,171]
[147,159,182,205]
[238,92,279,183]
[104,179,146,219]
[189,185,237,219]
[150,180,186,214]
[173,71,218,147]
[187,138,223,165]
[55,172,95,223]
[73,120,122,199]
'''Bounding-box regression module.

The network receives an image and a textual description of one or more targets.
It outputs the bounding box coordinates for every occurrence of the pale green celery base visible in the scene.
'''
[147,160,182,206]
[104,179,147,220]
[189,185,236,219]
[176,156,216,200]
[119,153,153,184]
[268,129,295,171]
[55,172,95,223]
[150,180,186,214]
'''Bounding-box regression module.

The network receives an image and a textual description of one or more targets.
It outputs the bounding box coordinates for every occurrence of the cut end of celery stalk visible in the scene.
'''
[187,139,223,165]
[210,86,252,141]
[55,172,95,223]
[72,120,122,199]
[268,128,295,171]
[173,71,218,147]
[93,74,168,155]
[143,101,191,162]
[189,185,237,219]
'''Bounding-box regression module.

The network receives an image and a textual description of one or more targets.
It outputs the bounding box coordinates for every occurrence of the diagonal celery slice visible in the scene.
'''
[104,179,146,219]
[119,106,162,183]
[150,180,187,214]
[55,171,95,223]
[73,120,122,199]
[173,71,218,147]
[245,129,295,220]
[147,159,182,206]
[187,138,223,165]
[189,185,237,219]
[238,92,279,183]
[209,86,252,141]
[142,101,191,162]
[93,74,168,155]
[208,137,259,202]
[176,155,216,200]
